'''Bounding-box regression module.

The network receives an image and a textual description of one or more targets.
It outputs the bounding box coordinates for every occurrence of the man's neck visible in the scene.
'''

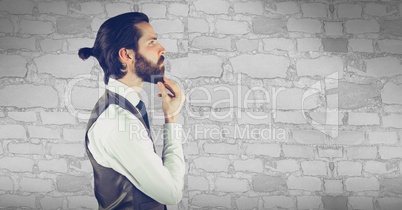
[117,74,144,93]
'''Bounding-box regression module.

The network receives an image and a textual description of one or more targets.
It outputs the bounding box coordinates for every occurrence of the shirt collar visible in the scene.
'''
[106,78,140,107]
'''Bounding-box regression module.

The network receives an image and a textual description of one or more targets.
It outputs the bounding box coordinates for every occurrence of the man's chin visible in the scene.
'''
[147,75,164,84]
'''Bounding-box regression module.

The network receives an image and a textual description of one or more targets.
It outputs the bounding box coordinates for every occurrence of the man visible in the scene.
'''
[78,12,185,209]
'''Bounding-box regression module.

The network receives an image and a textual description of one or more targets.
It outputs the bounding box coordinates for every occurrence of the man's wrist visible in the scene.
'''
[165,116,177,123]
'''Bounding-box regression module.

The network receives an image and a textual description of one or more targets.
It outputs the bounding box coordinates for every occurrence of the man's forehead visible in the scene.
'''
[136,22,157,40]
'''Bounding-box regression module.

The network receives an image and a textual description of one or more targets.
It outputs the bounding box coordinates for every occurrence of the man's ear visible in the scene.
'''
[118,48,135,64]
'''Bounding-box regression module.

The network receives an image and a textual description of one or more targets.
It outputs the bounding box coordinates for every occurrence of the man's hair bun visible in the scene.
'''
[78,47,93,60]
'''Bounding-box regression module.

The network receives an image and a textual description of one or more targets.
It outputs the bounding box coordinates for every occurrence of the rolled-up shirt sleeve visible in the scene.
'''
[102,110,185,205]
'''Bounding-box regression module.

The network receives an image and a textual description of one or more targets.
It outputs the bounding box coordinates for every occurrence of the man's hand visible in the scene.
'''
[157,77,185,123]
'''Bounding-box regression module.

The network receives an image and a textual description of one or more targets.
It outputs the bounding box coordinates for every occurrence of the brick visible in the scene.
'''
[301,161,327,175]
[345,177,379,192]
[380,19,402,37]
[40,196,63,210]
[38,159,68,173]
[275,2,299,14]
[323,38,348,53]
[236,39,258,52]
[67,195,98,209]
[194,157,229,172]
[0,0,34,14]
[67,37,94,52]
[40,39,63,52]
[57,175,90,192]
[287,18,321,33]
[215,20,248,35]
[346,147,377,159]
[337,161,362,176]
[215,177,248,192]
[283,145,315,159]
[237,112,270,125]
[276,87,320,110]
[192,194,231,208]
[158,39,178,52]
[275,159,299,172]
[105,3,131,17]
[231,54,289,78]
[338,4,362,18]
[263,196,295,209]
[20,19,53,34]
[0,124,27,139]
[192,36,231,50]
[188,18,209,33]
[244,143,281,157]
[0,37,35,50]
[0,84,58,108]
[368,131,397,145]
[20,177,53,192]
[49,143,85,157]
[324,22,343,36]
[301,3,327,18]
[193,0,229,14]
[28,125,59,139]
[0,18,13,33]
[0,176,13,191]
[377,197,402,210]
[77,2,103,14]
[292,130,326,145]
[0,157,34,172]
[236,196,259,210]
[8,143,43,155]
[57,17,91,35]
[252,17,286,35]
[349,197,373,210]
[349,39,373,52]
[252,175,285,192]
[188,175,209,191]
[63,128,85,142]
[0,54,27,78]
[383,114,402,128]
[363,57,402,77]
[73,160,92,173]
[365,161,387,174]
[297,38,321,52]
[141,4,166,18]
[184,142,199,155]
[297,56,343,78]
[378,40,402,54]
[91,16,107,31]
[310,112,343,126]
[322,196,348,210]
[365,3,389,16]
[204,143,238,155]
[333,131,365,146]
[318,147,343,158]
[41,112,76,125]
[287,175,321,191]
[0,194,35,208]
[263,38,294,51]
[234,1,262,15]
[379,146,402,159]
[328,82,379,109]
[234,159,263,173]
[8,112,36,122]
[38,1,67,15]
[173,54,222,78]
[345,19,379,34]
[71,86,100,110]
[168,3,188,16]
[349,113,380,125]
[324,179,343,194]
[297,196,322,210]
[35,54,93,78]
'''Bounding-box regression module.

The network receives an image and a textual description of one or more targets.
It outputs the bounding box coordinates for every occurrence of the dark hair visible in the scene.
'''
[78,12,149,84]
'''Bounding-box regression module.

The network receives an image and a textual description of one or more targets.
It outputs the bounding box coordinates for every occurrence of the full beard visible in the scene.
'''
[134,53,165,84]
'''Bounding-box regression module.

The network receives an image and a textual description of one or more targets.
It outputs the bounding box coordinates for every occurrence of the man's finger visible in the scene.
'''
[163,77,181,97]
[157,82,168,97]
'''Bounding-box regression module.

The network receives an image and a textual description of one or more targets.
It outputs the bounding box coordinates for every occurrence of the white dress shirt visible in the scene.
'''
[87,78,185,205]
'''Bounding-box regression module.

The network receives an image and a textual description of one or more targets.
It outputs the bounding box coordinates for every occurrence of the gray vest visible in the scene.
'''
[85,89,165,210]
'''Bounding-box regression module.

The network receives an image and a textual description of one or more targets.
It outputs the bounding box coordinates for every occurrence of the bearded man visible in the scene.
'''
[78,12,185,210]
